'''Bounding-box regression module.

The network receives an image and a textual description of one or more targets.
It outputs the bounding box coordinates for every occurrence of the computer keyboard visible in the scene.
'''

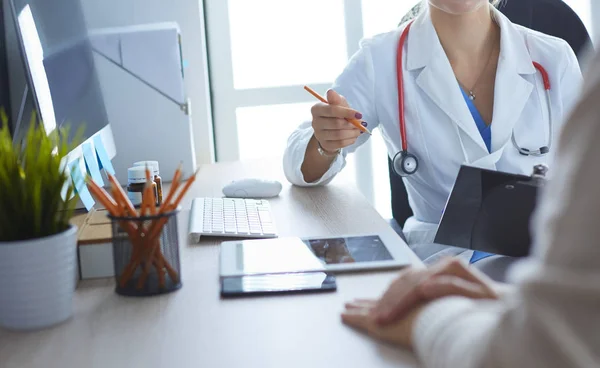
[188,197,278,242]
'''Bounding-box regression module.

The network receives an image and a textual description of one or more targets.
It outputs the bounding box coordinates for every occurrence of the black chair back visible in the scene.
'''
[499,0,591,61]
[390,0,592,228]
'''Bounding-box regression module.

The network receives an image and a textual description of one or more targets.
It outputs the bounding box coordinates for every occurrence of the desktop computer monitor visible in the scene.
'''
[6,0,116,180]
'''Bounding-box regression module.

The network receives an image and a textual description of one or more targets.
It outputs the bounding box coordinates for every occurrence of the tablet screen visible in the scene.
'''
[303,235,393,264]
[234,238,325,275]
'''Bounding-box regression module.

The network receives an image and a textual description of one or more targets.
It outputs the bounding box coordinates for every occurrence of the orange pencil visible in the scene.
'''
[148,183,157,216]
[170,168,200,211]
[86,179,119,215]
[157,163,182,214]
[141,167,154,216]
[108,174,137,217]
[303,85,371,135]
[140,184,152,217]
[146,168,200,242]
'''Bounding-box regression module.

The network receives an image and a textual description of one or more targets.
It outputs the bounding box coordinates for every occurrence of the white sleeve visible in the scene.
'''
[412,50,600,368]
[283,39,379,186]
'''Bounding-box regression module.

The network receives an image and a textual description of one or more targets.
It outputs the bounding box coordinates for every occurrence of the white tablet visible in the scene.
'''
[220,233,411,278]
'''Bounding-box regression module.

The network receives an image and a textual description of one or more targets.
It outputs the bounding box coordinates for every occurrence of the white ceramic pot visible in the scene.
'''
[0,225,78,331]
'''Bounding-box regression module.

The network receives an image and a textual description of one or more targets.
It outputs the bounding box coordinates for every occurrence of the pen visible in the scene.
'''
[303,86,372,135]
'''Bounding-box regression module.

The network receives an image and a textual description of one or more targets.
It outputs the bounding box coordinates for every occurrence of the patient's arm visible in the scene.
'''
[412,54,600,368]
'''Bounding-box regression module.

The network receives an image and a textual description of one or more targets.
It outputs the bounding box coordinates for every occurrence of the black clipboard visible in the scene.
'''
[434,165,546,258]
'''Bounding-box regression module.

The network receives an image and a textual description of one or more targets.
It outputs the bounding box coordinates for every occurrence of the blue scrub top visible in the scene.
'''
[460,88,494,264]
[461,89,492,151]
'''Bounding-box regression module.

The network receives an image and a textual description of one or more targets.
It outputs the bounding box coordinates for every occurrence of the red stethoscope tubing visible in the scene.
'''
[396,21,552,153]
[397,22,413,153]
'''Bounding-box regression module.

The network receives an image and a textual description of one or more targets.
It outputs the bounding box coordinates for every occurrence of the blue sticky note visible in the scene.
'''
[70,161,95,210]
[82,142,104,186]
[93,135,115,175]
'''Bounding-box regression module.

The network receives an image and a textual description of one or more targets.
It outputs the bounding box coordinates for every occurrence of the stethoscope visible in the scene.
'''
[392,22,554,177]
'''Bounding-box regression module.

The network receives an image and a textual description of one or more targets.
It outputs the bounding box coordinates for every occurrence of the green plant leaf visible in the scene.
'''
[0,106,86,241]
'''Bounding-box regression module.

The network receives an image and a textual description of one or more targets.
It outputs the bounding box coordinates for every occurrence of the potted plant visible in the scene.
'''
[0,109,80,331]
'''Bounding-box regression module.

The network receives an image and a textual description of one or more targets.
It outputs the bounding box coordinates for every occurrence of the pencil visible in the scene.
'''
[157,163,182,214]
[170,168,200,210]
[146,168,200,242]
[107,174,137,217]
[86,179,119,215]
[303,85,371,135]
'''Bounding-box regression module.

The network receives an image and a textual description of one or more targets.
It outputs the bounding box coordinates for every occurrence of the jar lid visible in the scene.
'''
[128,166,148,184]
[133,161,159,175]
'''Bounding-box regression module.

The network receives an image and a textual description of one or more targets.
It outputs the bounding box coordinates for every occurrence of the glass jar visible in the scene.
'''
[134,161,163,205]
[127,166,156,207]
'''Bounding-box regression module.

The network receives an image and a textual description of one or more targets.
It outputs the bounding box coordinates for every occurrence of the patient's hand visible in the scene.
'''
[341,299,424,349]
[372,258,506,326]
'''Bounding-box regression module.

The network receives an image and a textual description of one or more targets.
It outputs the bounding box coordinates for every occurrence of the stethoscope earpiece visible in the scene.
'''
[393,151,419,177]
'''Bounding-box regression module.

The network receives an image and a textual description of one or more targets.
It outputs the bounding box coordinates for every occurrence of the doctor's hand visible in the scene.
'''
[369,259,505,327]
[311,89,366,153]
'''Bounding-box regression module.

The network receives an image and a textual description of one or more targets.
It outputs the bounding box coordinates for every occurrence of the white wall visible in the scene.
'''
[592,0,599,41]
[80,0,215,169]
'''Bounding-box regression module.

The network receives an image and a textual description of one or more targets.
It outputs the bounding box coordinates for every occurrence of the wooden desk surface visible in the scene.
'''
[0,159,421,368]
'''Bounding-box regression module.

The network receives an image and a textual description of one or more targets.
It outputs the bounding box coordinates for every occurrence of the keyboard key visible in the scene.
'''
[262,228,276,235]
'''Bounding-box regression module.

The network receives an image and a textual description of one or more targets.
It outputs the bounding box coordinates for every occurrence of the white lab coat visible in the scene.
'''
[283,6,583,245]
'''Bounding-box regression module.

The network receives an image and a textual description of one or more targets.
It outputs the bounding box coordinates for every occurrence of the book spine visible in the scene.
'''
[78,243,115,280]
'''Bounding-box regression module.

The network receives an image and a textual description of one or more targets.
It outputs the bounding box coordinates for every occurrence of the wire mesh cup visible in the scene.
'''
[108,207,182,296]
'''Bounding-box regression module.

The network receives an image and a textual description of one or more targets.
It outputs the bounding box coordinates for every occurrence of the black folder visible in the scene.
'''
[434,165,545,258]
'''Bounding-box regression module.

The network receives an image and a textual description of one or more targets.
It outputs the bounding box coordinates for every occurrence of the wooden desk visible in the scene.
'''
[0,159,421,368]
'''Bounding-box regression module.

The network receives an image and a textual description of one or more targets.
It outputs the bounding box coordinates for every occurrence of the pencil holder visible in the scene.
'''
[108,208,182,296]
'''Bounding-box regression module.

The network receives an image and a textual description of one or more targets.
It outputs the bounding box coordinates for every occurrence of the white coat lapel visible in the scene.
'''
[490,9,536,153]
[406,11,488,154]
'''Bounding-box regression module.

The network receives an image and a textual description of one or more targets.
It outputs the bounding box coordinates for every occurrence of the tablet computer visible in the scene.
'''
[220,272,337,298]
[219,233,411,278]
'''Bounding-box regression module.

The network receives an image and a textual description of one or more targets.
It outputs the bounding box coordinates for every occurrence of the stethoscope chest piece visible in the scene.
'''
[393,151,419,177]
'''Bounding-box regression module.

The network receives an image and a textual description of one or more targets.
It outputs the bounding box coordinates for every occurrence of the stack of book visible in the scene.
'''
[71,208,114,280]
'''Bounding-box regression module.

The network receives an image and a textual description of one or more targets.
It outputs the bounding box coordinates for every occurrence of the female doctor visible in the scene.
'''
[283,0,583,248]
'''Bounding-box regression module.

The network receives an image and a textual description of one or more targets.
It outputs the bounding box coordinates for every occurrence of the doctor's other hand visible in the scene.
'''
[311,89,366,153]
[371,258,506,327]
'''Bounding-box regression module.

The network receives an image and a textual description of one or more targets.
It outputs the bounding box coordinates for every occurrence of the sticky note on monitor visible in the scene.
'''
[93,135,115,175]
[70,160,95,210]
[82,142,104,186]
